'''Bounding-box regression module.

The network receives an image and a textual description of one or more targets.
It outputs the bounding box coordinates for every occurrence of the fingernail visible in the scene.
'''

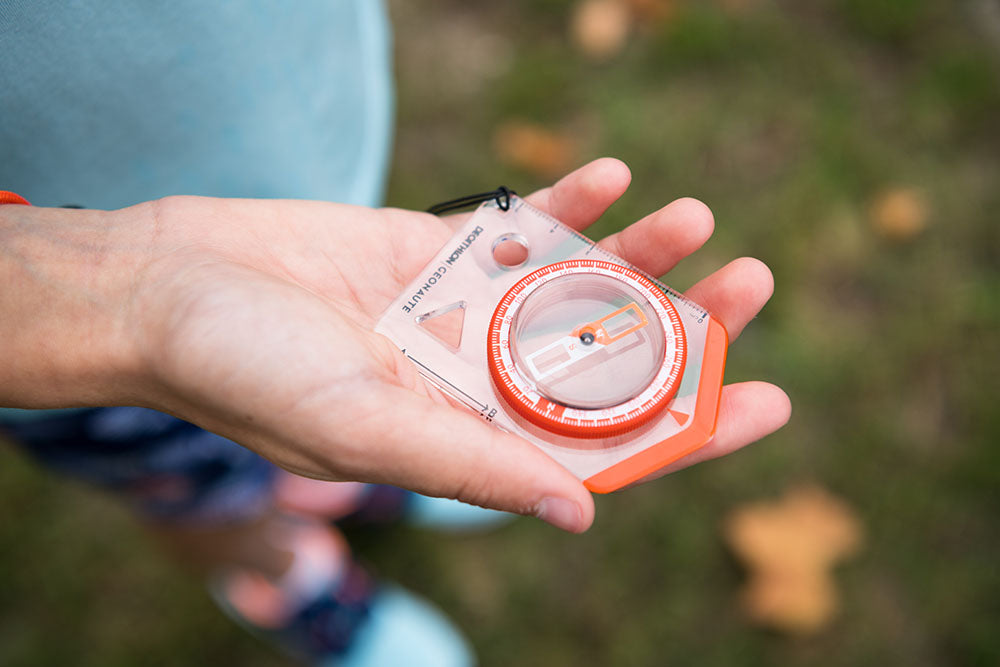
[536,497,582,532]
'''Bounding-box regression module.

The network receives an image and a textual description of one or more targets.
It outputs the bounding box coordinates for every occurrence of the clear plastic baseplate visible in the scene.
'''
[375,196,728,492]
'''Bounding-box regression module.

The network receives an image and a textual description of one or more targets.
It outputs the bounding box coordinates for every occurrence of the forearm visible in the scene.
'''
[0,203,150,408]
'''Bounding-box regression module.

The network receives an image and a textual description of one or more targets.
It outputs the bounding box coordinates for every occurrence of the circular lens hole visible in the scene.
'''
[492,233,530,269]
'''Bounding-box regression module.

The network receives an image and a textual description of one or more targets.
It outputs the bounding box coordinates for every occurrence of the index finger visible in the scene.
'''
[523,158,632,231]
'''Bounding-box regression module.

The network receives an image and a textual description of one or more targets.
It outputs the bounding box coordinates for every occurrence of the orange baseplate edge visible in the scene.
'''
[583,317,729,493]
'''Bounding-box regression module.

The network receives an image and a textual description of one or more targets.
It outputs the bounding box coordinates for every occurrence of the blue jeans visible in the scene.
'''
[2,408,276,524]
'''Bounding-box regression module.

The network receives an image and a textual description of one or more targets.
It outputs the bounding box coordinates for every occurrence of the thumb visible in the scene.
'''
[352,385,595,533]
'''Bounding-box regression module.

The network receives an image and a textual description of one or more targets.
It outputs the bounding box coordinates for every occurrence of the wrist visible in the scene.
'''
[0,202,154,408]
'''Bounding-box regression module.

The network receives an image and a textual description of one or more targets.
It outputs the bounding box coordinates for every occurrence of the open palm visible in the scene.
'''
[132,159,790,532]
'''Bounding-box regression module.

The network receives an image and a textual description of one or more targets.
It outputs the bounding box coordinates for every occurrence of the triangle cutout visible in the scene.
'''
[669,409,690,426]
[416,301,467,350]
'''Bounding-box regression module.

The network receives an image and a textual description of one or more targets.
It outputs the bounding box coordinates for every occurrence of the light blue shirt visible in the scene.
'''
[0,0,393,208]
[1,0,394,420]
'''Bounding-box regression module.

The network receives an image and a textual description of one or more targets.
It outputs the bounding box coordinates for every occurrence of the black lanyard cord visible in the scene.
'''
[426,186,515,216]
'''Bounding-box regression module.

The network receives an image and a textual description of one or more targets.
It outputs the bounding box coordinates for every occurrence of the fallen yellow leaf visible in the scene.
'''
[724,484,863,635]
[570,0,632,61]
[869,187,929,241]
[493,121,577,179]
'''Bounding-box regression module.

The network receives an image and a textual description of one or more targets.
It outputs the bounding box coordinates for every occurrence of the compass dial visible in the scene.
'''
[488,260,687,439]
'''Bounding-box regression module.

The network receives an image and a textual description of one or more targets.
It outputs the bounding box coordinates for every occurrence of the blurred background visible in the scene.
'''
[1,0,997,664]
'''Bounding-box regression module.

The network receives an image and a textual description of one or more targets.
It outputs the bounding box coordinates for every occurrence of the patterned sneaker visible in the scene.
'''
[208,519,473,666]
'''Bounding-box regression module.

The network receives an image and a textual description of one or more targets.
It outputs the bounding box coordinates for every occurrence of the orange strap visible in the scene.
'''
[0,191,31,206]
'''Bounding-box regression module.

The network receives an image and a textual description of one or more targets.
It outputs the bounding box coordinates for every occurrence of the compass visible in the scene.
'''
[488,259,687,439]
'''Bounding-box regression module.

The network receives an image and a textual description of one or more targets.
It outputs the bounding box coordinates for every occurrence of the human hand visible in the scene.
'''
[0,159,790,532]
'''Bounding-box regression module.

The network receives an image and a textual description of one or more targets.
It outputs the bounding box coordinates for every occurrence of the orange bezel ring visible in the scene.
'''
[487,260,687,439]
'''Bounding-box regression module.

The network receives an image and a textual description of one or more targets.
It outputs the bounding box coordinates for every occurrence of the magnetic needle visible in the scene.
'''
[487,260,687,438]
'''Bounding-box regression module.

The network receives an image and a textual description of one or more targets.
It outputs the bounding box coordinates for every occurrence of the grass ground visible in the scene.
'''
[2,1,998,665]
